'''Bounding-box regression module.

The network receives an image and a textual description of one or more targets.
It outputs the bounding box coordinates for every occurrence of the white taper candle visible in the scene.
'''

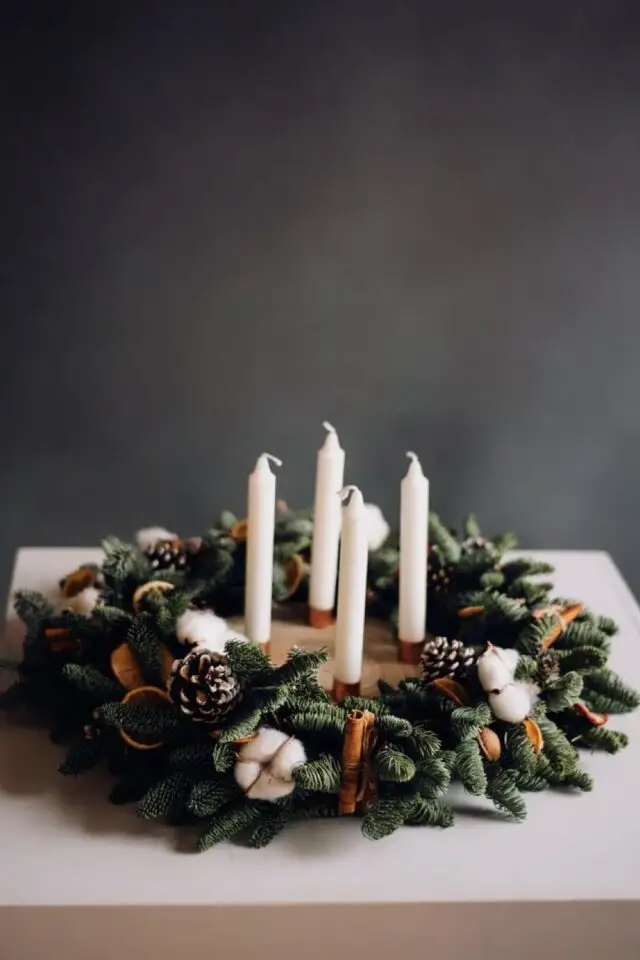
[309,422,346,621]
[399,452,429,649]
[334,486,368,686]
[245,453,282,645]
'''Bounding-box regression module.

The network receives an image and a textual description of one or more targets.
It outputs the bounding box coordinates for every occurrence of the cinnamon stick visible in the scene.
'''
[339,710,368,815]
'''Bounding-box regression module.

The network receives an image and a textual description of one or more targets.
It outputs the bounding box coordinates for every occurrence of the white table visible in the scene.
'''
[1,548,639,960]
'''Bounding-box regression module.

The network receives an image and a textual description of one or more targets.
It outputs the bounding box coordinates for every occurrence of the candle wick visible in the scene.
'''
[339,485,360,505]
[261,453,283,467]
[322,421,337,435]
[406,451,419,464]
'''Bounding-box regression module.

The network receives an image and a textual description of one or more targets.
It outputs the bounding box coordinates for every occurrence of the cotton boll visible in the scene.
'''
[62,586,101,617]
[176,609,228,652]
[497,648,520,676]
[234,759,262,793]
[239,727,290,765]
[246,770,296,802]
[364,504,390,551]
[489,682,535,723]
[477,646,517,693]
[136,526,178,550]
[269,737,307,782]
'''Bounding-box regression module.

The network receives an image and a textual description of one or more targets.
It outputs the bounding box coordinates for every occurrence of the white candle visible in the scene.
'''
[309,422,346,618]
[334,486,368,685]
[399,451,429,645]
[245,453,282,645]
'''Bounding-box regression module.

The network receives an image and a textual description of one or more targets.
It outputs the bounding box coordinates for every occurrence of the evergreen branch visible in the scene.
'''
[455,740,487,796]
[126,615,165,688]
[138,772,190,820]
[479,570,505,590]
[428,514,461,564]
[501,559,555,580]
[486,769,526,821]
[505,724,536,771]
[289,708,347,737]
[416,756,451,798]
[463,514,482,539]
[216,707,262,744]
[168,742,215,770]
[374,744,416,783]
[188,780,238,817]
[14,590,54,631]
[543,672,583,712]
[556,646,608,674]
[248,813,288,848]
[99,701,181,739]
[407,728,442,761]
[582,669,640,714]
[293,754,341,793]
[578,727,629,753]
[362,796,414,840]
[492,531,518,552]
[404,797,454,828]
[554,621,611,651]
[270,647,329,687]
[198,802,263,851]
[512,770,549,792]
[62,663,123,705]
[225,640,273,682]
[536,717,579,776]
[340,696,389,717]
[59,738,103,776]
[596,615,619,636]
[375,714,413,738]
[212,741,236,773]
[450,705,491,742]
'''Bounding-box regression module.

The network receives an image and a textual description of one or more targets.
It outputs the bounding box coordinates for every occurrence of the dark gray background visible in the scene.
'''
[2,2,640,598]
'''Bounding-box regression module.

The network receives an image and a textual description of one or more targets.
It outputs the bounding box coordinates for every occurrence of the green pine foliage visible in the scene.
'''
[59,737,103,776]
[3,509,638,850]
[582,669,640,714]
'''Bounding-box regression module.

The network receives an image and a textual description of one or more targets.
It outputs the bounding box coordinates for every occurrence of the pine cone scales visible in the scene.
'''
[168,650,243,724]
[420,636,476,683]
[145,540,189,572]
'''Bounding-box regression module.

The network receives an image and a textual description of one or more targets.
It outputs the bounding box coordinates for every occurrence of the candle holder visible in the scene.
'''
[308,606,334,629]
[397,639,424,665]
[318,657,382,700]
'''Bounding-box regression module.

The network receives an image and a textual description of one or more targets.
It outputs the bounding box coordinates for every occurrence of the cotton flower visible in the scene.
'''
[136,526,178,550]
[234,727,307,803]
[61,586,101,617]
[364,504,390,551]
[176,609,228,652]
[477,644,519,693]
[489,682,539,724]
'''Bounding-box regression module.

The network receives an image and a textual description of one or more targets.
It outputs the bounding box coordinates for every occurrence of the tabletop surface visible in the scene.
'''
[1,547,639,907]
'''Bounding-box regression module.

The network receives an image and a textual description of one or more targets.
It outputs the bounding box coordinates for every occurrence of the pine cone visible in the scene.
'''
[420,636,476,683]
[168,650,243,724]
[427,546,456,594]
[461,536,492,554]
[145,539,189,573]
[535,650,560,688]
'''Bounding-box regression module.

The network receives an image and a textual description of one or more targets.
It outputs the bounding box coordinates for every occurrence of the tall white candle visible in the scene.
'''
[334,486,368,686]
[399,451,429,645]
[309,422,346,618]
[245,453,282,645]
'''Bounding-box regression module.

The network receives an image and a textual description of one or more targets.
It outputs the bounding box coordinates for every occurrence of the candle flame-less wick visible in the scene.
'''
[323,421,336,434]
[339,484,360,505]
[261,453,283,467]
[406,451,419,464]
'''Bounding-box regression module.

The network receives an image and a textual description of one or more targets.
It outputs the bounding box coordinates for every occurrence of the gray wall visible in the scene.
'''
[2,3,640,597]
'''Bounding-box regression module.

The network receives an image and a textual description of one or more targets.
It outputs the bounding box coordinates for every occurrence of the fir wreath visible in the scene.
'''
[1,510,638,850]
